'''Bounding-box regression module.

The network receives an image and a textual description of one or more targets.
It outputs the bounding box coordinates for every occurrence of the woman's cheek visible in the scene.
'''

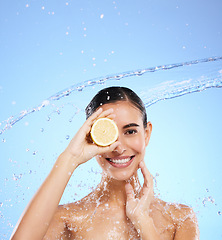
[129,136,145,153]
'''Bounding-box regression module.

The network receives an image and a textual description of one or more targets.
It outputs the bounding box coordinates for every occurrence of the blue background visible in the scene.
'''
[0,0,222,239]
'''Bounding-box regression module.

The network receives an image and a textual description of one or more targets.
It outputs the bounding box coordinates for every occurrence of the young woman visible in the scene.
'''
[11,87,199,240]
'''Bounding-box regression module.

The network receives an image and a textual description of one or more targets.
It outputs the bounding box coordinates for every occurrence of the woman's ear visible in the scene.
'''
[145,121,152,146]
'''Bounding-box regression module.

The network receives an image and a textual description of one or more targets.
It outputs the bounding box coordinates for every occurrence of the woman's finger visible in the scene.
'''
[86,107,103,125]
[139,161,153,190]
[125,183,135,202]
[88,107,114,123]
[85,108,115,132]
[96,108,115,119]
[138,161,154,206]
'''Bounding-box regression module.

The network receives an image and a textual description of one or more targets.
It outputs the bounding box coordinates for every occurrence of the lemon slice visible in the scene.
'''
[90,118,118,146]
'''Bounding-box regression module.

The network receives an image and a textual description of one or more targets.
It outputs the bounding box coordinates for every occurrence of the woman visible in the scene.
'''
[11,86,199,240]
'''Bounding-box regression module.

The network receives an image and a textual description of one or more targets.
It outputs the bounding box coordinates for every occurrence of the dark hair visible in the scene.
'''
[85,86,147,128]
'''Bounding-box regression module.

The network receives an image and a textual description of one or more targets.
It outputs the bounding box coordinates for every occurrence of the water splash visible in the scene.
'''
[1,56,222,135]
[143,74,222,108]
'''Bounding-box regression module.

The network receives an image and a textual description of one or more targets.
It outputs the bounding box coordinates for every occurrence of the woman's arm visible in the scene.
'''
[10,108,120,240]
[10,151,79,240]
[125,161,162,240]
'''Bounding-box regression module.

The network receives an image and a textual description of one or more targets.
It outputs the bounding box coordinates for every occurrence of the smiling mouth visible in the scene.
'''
[106,155,135,164]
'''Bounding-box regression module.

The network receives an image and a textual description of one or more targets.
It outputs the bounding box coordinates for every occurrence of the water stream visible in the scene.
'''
[1,56,222,135]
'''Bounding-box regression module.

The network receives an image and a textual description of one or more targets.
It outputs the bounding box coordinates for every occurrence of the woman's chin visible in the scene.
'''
[108,171,134,181]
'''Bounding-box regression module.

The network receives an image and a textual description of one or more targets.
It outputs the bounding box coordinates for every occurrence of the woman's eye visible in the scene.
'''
[125,129,137,135]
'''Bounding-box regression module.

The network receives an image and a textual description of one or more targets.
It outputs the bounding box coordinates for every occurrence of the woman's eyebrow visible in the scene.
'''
[123,123,140,129]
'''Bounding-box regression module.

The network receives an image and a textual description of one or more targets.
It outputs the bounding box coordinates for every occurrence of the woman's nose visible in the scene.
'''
[112,136,126,155]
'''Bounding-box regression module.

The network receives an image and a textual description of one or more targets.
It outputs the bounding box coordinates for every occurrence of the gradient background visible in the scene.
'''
[1,0,222,239]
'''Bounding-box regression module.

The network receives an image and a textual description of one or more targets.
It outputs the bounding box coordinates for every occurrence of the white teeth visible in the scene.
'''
[109,157,132,164]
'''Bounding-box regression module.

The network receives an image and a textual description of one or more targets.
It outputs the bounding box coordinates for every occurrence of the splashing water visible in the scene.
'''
[1,57,222,239]
[1,56,222,135]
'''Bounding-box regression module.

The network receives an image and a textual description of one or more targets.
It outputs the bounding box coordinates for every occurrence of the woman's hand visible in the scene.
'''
[64,107,120,166]
[125,161,154,226]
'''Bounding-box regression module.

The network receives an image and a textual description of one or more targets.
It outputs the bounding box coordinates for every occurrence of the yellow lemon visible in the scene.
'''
[90,118,118,146]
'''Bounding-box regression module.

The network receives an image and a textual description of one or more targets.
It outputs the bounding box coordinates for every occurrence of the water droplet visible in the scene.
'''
[66,135,70,140]
[40,128,44,132]
[0,202,3,207]
[13,173,22,181]
[2,138,6,143]
[33,151,37,155]
[217,211,221,216]
[29,170,32,174]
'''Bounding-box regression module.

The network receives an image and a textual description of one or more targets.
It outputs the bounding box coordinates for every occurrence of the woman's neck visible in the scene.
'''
[94,173,142,207]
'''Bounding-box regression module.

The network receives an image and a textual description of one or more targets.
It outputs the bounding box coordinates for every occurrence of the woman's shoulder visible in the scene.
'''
[153,198,199,238]
[152,197,197,224]
[57,192,97,216]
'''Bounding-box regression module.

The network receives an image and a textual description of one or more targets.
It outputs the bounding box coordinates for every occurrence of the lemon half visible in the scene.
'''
[90,118,118,146]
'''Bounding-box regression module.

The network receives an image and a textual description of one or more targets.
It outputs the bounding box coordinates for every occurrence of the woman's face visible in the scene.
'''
[95,101,152,181]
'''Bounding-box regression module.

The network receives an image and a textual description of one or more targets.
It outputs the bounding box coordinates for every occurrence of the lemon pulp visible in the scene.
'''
[90,118,118,146]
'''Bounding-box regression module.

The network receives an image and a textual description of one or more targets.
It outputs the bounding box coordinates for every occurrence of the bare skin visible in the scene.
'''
[11,101,199,240]
[44,172,199,240]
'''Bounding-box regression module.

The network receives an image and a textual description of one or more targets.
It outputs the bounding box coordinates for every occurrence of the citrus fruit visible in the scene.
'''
[90,118,118,146]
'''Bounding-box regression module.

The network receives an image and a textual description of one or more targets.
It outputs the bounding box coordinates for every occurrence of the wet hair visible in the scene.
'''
[85,86,147,128]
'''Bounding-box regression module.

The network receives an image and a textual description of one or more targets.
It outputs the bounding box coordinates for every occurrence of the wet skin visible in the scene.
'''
[44,194,198,239]
[43,102,199,240]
